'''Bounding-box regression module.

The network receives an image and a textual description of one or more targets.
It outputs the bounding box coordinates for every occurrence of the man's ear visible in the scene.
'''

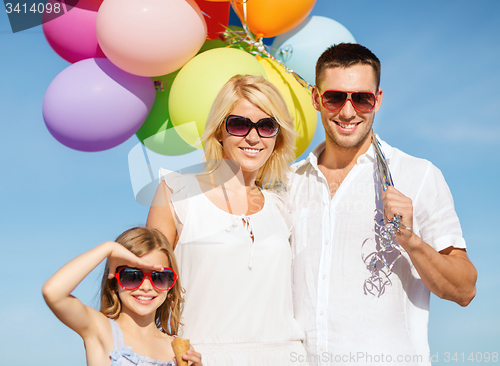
[373,88,383,113]
[311,86,321,112]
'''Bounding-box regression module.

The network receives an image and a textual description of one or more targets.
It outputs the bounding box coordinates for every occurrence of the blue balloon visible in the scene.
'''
[271,16,356,86]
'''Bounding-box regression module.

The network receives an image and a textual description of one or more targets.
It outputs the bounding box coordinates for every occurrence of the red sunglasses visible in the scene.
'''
[320,90,377,113]
[115,266,177,291]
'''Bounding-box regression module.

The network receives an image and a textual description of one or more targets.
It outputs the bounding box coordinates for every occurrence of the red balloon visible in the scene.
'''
[194,0,230,40]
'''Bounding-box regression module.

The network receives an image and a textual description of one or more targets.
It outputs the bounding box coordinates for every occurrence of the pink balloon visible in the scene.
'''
[96,0,207,77]
[43,0,105,63]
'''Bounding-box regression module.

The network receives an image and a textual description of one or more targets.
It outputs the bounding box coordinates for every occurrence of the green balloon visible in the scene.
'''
[135,70,196,156]
[135,40,228,156]
[198,39,227,53]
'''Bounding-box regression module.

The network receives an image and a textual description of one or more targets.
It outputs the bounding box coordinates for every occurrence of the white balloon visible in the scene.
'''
[271,16,356,85]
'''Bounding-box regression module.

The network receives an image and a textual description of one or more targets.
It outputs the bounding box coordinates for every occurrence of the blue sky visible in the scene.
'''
[1,1,499,365]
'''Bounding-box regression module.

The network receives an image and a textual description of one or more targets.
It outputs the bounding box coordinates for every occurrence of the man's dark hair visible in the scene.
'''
[315,43,381,90]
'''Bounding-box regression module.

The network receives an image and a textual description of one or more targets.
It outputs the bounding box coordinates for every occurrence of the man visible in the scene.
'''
[287,43,477,365]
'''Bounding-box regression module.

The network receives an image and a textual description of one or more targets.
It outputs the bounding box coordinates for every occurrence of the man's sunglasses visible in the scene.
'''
[225,114,280,138]
[115,266,177,291]
[319,90,377,113]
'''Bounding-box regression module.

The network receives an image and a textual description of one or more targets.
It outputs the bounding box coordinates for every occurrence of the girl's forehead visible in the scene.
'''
[140,249,170,267]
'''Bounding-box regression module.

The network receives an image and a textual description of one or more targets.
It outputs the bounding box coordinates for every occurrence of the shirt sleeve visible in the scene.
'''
[412,163,467,252]
[158,168,195,225]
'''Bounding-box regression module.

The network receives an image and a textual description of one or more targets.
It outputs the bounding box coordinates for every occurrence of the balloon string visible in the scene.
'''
[228,0,312,92]
[362,134,411,296]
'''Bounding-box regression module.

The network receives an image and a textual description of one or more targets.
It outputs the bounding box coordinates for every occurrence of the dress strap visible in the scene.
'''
[109,318,126,350]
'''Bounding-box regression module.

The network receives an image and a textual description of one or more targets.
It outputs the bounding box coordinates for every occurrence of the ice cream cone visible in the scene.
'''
[172,337,190,366]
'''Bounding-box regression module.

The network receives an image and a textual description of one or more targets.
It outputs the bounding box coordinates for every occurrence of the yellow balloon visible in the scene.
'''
[258,57,317,158]
[169,48,267,149]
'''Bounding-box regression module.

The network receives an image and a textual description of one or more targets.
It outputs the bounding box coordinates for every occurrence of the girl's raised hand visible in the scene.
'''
[105,241,164,279]
[43,240,165,341]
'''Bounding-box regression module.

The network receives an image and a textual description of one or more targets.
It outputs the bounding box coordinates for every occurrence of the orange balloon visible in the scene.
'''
[233,0,316,38]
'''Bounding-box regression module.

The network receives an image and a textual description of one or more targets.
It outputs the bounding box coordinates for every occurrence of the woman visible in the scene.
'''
[147,74,308,365]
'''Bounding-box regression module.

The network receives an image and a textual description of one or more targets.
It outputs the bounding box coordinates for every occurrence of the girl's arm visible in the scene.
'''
[146,181,178,250]
[42,241,163,339]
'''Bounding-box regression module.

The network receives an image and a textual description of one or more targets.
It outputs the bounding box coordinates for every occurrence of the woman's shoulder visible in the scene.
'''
[159,169,197,190]
[159,169,201,201]
[262,185,289,217]
[262,184,288,206]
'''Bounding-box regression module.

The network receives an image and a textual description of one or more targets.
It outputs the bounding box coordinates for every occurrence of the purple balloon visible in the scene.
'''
[43,58,155,152]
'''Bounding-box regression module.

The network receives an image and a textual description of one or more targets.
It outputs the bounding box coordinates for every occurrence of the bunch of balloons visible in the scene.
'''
[42,0,355,157]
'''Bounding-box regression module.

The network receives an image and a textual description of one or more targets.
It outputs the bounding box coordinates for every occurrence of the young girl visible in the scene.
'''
[42,227,202,366]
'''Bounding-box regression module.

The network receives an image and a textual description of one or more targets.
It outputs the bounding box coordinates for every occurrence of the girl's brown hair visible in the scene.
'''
[99,227,183,335]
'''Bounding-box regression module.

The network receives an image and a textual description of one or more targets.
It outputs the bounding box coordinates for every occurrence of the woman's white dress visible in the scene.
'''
[161,170,308,366]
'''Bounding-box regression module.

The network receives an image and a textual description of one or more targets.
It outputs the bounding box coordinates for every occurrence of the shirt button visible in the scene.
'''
[325,239,329,245]
[322,274,326,280]
[320,346,325,351]
[320,310,324,316]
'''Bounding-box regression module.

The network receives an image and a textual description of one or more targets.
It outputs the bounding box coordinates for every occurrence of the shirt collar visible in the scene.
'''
[307,140,326,170]
[299,134,394,171]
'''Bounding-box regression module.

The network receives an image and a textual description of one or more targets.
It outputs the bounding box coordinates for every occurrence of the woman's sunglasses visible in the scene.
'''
[115,266,177,291]
[320,90,377,113]
[225,114,280,138]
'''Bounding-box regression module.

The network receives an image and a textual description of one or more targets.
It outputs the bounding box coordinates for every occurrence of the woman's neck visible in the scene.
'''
[210,159,258,190]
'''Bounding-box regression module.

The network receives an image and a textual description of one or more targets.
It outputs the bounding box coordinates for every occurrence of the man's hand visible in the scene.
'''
[382,186,415,250]
[381,187,476,306]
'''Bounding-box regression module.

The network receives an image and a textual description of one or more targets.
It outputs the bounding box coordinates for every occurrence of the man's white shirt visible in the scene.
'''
[287,138,466,365]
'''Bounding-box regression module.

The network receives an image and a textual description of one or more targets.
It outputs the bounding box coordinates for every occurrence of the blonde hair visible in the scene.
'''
[201,74,296,188]
[100,227,183,335]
